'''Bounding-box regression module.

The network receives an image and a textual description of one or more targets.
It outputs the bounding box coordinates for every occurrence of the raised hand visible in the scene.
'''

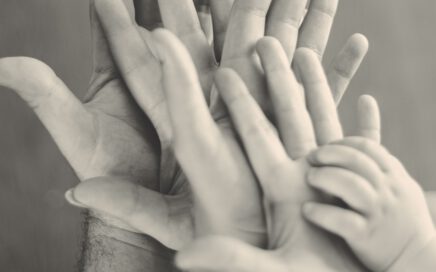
[0,0,196,250]
[306,137,436,272]
[174,38,380,272]
[69,0,370,250]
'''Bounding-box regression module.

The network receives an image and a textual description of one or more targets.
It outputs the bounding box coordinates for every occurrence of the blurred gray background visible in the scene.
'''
[0,0,435,271]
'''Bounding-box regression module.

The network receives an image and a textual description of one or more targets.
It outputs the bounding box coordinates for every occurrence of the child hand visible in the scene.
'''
[304,137,436,272]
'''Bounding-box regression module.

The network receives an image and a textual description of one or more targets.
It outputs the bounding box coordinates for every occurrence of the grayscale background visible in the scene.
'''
[0,0,435,271]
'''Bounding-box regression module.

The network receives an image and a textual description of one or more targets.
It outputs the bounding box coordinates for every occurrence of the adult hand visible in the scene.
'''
[174,38,381,272]
[70,0,370,250]
[0,0,194,250]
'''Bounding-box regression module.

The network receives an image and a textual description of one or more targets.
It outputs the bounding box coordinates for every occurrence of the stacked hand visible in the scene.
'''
[69,0,370,251]
[154,31,379,271]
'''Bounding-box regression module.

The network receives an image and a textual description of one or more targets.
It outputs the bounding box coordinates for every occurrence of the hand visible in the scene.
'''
[305,137,436,272]
[70,0,369,249]
[0,0,195,250]
[174,38,381,272]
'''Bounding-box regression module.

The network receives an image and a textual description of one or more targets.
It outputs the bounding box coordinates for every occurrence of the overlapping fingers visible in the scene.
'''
[221,0,272,60]
[298,0,338,59]
[333,137,400,172]
[266,0,308,61]
[94,0,167,136]
[257,37,316,159]
[308,144,383,188]
[209,0,234,60]
[87,0,117,102]
[158,0,216,92]
[307,167,378,214]
[303,202,368,243]
[294,48,343,145]
[214,68,292,200]
[152,29,220,154]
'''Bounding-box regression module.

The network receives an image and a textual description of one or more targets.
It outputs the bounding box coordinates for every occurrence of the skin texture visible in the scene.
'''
[305,137,436,272]
[71,0,370,251]
[160,32,379,271]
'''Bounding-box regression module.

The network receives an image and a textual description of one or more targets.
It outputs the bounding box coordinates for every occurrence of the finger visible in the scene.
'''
[221,0,272,60]
[257,37,316,159]
[158,0,215,92]
[158,0,201,34]
[333,137,400,172]
[307,167,377,214]
[176,236,287,272]
[210,0,234,60]
[266,0,308,61]
[196,3,214,44]
[94,0,169,139]
[153,29,220,146]
[308,145,383,188]
[152,28,227,205]
[134,0,162,29]
[85,0,118,102]
[0,58,93,178]
[303,202,367,243]
[89,0,116,77]
[215,68,291,201]
[327,34,369,104]
[356,95,381,143]
[298,0,339,59]
[67,177,192,250]
[294,48,343,145]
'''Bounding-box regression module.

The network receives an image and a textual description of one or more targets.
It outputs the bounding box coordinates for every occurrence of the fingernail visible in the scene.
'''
[65,189,88,209]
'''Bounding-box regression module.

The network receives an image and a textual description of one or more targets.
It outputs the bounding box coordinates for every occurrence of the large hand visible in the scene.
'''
[0,0,194,250]
[175,40,381,272]
[70,0,369,249]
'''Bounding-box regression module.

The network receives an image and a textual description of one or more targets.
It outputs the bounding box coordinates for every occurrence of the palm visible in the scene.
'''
[270,160,367,271]
[79,77,159,185]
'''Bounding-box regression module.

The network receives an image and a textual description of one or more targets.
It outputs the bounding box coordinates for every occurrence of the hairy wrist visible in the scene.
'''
[80,212,179,272]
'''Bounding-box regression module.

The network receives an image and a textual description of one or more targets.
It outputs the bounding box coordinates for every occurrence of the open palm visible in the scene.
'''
[175,40,381,272]
[71,0,370,250]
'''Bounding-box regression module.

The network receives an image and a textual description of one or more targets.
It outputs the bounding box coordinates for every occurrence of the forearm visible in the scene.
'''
[80,213,179,272]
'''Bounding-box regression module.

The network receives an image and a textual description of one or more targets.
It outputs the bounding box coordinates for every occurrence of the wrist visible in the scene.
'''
[81,212,179,272]
[387,232,436,272]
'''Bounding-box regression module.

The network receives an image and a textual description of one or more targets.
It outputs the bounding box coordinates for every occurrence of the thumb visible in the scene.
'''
[0,57,94,176]
[66,176,193,250]
[176,236,287,272]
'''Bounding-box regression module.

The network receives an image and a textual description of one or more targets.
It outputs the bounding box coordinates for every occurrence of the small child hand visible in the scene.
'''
[303,136,436,272]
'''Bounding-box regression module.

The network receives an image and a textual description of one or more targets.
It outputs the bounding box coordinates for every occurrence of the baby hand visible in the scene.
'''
[303,137,436,272]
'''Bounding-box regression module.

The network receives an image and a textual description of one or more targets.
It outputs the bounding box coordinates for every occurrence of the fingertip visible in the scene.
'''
[256,36,281,54]
[293,47,321,76]
[294,47,318,63]
[358,94,378,109]
[347,33,369,57]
